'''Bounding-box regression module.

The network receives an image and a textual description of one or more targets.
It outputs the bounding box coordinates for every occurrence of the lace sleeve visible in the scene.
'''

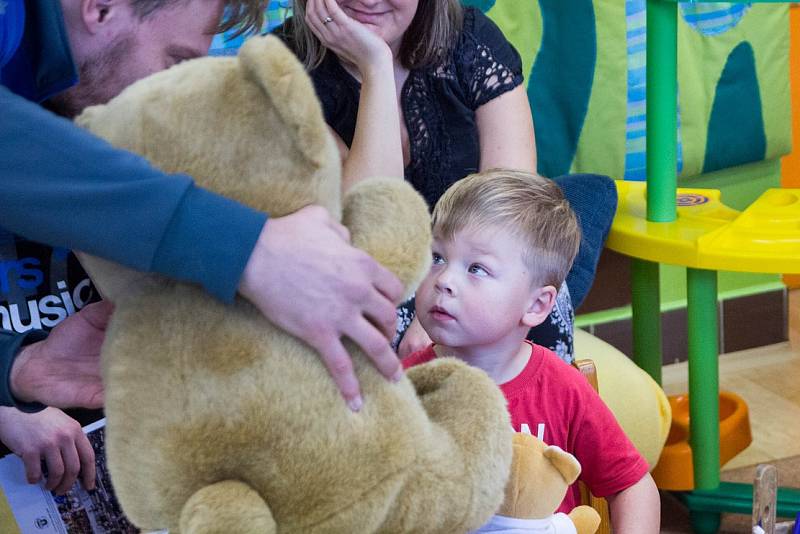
[458,8,524,110]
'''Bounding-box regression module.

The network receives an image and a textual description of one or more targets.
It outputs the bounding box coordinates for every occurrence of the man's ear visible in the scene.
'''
[521,285,558,328]
[80,0,130,34]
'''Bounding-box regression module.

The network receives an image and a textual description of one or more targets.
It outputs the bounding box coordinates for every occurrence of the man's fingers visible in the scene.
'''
[346,319,402,382]
[42,448,65,492]
[53,442,80,495]
[362,288,398,340]
[21,452,42,485]
[76,435,96,490]
[315,337,362,412]
[371,262,404,304]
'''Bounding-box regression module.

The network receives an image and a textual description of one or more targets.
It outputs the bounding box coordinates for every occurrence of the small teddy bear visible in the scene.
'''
[477,433,601,534]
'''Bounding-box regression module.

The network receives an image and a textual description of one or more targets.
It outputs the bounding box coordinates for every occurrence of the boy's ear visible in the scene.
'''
[521,285,558,328]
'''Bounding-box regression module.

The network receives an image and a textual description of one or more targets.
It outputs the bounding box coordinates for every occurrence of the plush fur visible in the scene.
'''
[498,433,600,534]
[75,36,513,533]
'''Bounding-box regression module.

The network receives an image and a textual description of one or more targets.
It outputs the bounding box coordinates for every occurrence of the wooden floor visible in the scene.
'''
[661,289,800,470]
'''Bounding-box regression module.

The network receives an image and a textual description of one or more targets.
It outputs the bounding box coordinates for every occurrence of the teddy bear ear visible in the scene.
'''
[543,445,582,485]
[239,35,329,168]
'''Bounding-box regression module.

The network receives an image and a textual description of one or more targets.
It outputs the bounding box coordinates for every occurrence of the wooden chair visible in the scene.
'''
[572,358,613,534]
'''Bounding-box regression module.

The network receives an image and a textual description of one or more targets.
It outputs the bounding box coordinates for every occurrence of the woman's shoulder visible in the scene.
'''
[457,6,513,51]
[450,7,523,108]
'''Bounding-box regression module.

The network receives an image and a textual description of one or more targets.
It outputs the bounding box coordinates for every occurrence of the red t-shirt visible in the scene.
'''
[403,342,649,513]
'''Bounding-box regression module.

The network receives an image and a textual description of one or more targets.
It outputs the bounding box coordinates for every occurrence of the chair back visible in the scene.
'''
[572,359,613,534]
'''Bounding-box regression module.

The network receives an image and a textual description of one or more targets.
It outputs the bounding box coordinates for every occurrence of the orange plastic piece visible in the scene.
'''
[651,391,752,491]
[784,5,800,287]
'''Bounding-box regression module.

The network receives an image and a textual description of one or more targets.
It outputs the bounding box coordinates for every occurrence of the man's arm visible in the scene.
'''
[1,87,404,409]
[1,85,265,302]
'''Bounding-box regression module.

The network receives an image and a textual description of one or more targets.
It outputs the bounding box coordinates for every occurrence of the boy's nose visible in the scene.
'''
[434,271,455,296]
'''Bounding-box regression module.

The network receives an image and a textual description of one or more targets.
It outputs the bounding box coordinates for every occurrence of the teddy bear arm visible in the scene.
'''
[568,505,601,534]
[178,480,276,534]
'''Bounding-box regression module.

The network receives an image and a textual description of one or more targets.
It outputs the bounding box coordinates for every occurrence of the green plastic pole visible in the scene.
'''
[686,268,720,490]
[646,0,678,222]
[631,259,662,384]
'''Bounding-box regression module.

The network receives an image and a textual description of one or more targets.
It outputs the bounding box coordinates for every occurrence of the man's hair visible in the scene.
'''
[290,0,463,70]
[129,0,267,35]
[431,169,581,289]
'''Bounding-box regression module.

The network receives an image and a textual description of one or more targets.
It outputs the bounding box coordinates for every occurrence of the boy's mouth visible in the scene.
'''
[429,305,455,321]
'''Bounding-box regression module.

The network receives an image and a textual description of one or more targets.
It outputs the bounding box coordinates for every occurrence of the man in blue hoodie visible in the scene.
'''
[1,0,404,418]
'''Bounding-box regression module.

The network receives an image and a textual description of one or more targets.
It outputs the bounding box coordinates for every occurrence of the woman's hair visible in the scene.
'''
[291,0,463,70]
[431,169,582,289]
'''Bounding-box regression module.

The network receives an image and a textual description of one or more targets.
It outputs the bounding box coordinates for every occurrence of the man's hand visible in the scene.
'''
[239,206,404,411]
[10,301,113,408]
[0,407,96,494]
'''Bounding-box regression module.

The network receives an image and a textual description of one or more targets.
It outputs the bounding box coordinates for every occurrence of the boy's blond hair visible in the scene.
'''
[431,169,581,288]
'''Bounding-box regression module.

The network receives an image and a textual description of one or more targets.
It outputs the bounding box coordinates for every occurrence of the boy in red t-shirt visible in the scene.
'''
[403,170,659,533]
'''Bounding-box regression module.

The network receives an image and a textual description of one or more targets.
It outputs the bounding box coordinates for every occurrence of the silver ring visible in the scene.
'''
[323,16,333,25]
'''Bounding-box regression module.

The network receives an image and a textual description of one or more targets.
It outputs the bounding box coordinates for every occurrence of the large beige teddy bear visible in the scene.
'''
[75,35,513,533]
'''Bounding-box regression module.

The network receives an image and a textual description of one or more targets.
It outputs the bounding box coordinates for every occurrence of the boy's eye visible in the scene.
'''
[468,264,488,276]
[432,252,445,265]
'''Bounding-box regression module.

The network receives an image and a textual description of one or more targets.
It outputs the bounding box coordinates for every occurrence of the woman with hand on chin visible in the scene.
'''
[274,0,616,363]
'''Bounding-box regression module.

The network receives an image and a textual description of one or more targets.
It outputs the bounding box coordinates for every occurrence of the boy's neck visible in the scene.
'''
[434,336,532,385]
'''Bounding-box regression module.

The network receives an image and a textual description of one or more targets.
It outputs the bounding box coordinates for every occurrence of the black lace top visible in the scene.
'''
[274,7,524,208]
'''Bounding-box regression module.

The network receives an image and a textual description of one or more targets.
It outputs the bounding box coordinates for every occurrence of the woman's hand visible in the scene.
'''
[304,0,405,188]
[305,0,393,75]
[0,407,96,495]
[398,316,433,360]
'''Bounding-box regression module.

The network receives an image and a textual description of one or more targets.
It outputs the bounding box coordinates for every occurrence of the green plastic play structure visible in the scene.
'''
[616,1,800,532]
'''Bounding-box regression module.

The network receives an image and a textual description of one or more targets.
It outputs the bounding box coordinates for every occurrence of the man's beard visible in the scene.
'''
[44,33,136,119]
